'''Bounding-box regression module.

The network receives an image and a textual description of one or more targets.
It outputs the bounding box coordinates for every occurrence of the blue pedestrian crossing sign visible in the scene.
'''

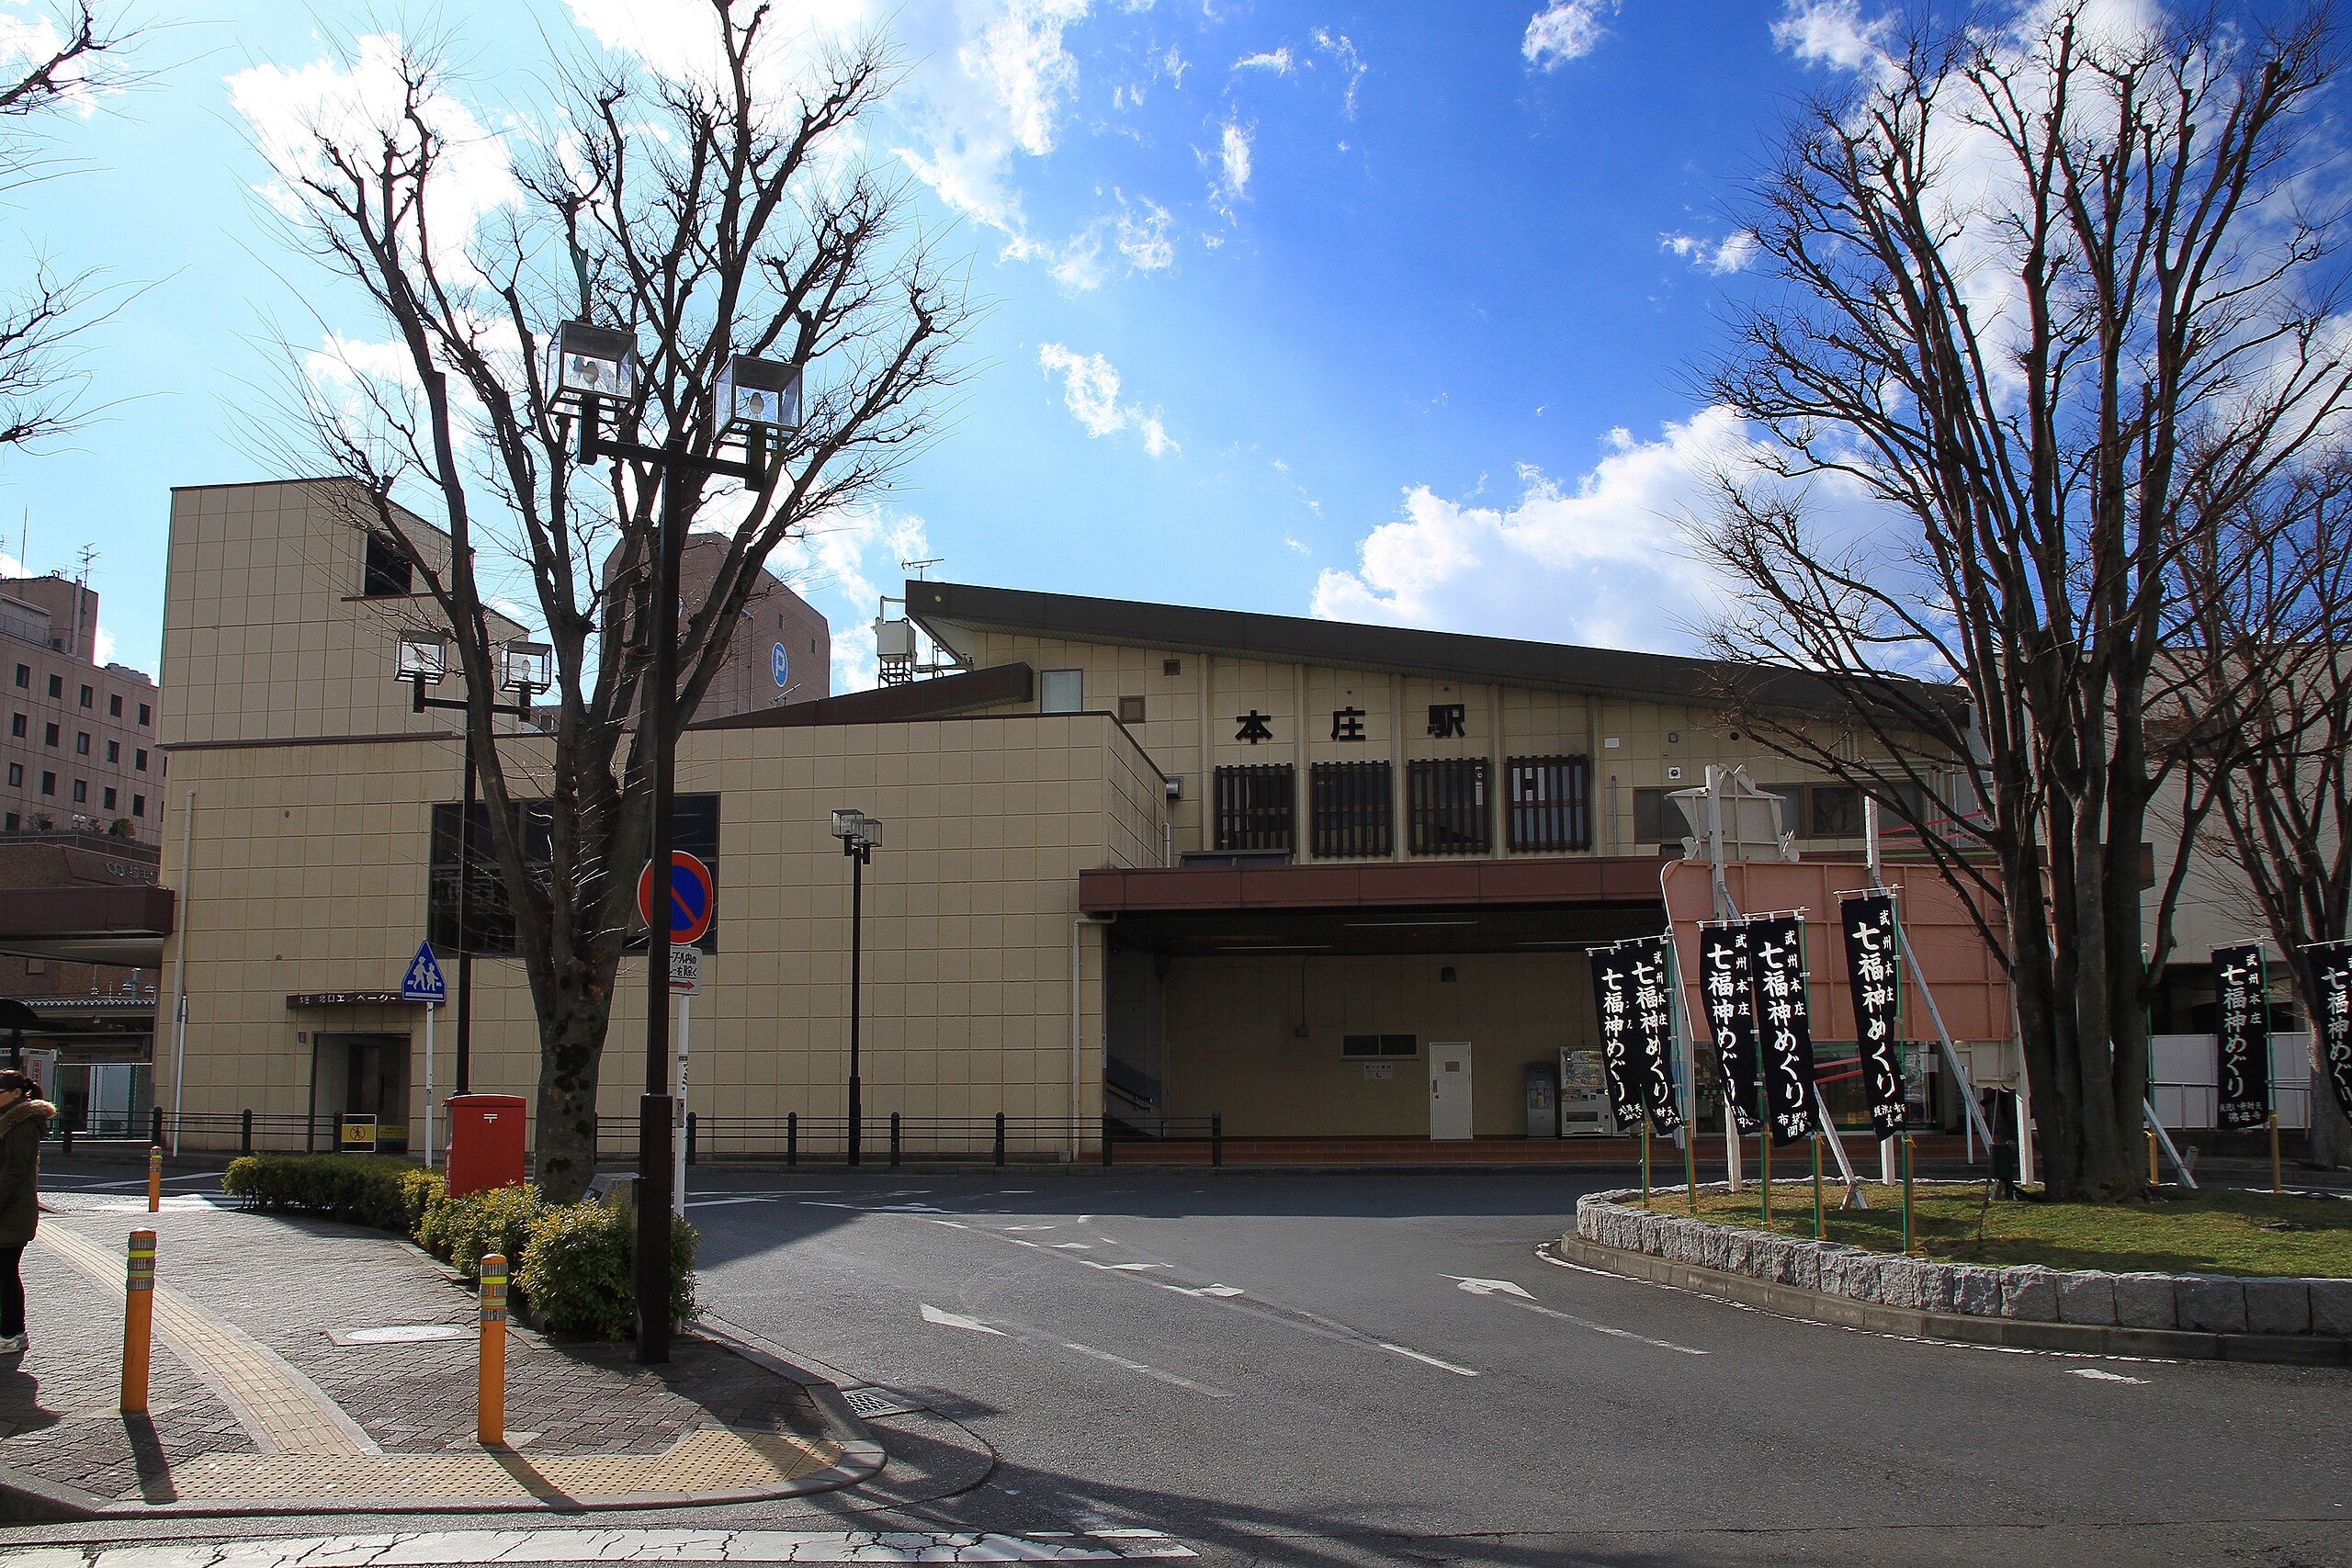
[401,941,447,1004]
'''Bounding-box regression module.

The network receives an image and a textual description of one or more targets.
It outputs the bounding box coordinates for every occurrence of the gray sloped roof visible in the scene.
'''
[906,580,1869,716]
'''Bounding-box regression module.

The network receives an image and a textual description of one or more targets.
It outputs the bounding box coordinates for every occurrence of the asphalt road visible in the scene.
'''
[680,1167,2352,1563]
[13,1163,2352,1565]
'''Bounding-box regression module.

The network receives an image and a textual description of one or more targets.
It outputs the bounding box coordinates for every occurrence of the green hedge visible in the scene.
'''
[517,1201,698,1340]
[415,1183,548,1282]
[221,1154,443,1232]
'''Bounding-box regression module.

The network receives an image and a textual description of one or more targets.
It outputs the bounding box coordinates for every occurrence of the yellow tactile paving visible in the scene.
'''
[28,1224,844,1507]
[38,1224,372,1457]
[153,1427,837,1501]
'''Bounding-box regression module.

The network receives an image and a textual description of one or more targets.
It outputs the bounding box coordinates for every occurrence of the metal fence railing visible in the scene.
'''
[51,1109,326,1157]
[596,1110,1227,1168]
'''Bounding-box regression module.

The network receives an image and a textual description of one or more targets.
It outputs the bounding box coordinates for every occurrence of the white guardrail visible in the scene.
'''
[2150,1032,2312,1131]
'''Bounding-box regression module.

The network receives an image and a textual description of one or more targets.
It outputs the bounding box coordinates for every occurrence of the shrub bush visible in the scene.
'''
[221,1154,442,1231]
[515,1201,698,1339]
[415,1183,547,1280]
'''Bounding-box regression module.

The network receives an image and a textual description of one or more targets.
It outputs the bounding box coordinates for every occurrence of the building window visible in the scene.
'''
[74,731,88,755]
[7,713,20,738]
[1311,760,1393,858]
[1162,659,1182,676]
[137,702,150,727]
[46,673,60,697]
[1506,754,1590,852]
[1809,784,1863,839]
[108,693,121,717]
[134,748,147,772]
[2,812,14,830]
[1408,758,1489,856]
[70,779,85,804]
[429,793,721,956]
[1213,763,1295,853]
[105,739,118,762]
[131,794,144,818]
[77,683,91,707]
[1039,669,1083,714]
[1116,694,1146,724]
[1342,1033,1419,1059]
[5,763,18,787]
[362,533,413,597]
[102,786,116,810]
[11,664,24,688]
[39,771,54,795]
[1633,787,1683,844]
[42,722,56,747]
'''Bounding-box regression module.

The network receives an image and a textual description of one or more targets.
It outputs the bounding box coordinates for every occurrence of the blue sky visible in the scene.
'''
[0,0,1888,689]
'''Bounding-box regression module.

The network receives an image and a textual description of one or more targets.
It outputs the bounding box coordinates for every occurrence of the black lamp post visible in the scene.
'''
[828,809,881,1165]
[548,321,798,1365]
[397,633,551,1102]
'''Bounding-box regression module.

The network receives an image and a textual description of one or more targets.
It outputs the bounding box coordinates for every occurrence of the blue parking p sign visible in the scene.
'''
[401,941,447,1004]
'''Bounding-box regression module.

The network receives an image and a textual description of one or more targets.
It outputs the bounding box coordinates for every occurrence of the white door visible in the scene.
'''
[1430,1043,1474,1140]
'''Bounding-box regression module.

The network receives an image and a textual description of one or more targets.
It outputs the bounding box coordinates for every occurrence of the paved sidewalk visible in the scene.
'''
[0,1195,879,1518]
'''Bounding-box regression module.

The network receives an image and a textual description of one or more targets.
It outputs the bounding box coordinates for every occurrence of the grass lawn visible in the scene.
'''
[1628,1182,2352,1278]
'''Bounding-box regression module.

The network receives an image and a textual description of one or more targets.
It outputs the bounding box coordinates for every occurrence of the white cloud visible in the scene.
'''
[1232,47,1295,75]
[891,0,1093,239]
[0,3,103,112]
[1313,408,1769,650]
[1038,343,1177,457]
[1660,229,1758,274]
[1522,1,1619,71]
[1771,0,1892,73]
[762,502,933,691]
[1216,120,1251,205]
[228,33,522,274]
[1309,28,1367,118]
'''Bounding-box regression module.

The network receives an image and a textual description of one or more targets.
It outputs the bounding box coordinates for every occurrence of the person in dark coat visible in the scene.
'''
[0,1068,55,1355]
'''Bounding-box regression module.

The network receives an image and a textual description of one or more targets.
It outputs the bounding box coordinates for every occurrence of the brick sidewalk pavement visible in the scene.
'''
[0,1196,879,1518]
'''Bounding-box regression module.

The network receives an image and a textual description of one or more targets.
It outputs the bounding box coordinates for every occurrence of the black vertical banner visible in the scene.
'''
[1841,895,1905,1138]
[1588,947,1643,1133]
[2213,944,2270,1129]
[1700,924,1761,1135]
[1749,915,1815,1146]
[2313,941,2352,1124]
[1625,936,1683,1135]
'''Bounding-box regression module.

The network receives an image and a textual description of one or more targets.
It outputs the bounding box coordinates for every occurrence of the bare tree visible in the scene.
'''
[0,1,130,454]
[274,6,966,1199]
[2177,464,2352,1168]
[1694,6,2349,1200]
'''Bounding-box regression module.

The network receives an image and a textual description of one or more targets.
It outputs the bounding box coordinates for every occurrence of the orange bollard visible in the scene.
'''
[477,1253,508,1446]
[121,1228,155,1413]
[147,1147,162,1213]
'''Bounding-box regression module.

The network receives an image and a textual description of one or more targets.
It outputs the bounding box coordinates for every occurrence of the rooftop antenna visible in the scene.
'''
[900,558,943,581]
[75,543,96,583]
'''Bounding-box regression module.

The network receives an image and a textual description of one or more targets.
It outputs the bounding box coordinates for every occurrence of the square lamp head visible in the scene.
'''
[714,353,801,441]
[829,808,880,847]
[502,639,553,697]
[546,321,639,412]
[397,633,448,685]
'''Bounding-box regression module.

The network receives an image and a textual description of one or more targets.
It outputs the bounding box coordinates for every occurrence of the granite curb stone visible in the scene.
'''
[1575,1187,2350,1340]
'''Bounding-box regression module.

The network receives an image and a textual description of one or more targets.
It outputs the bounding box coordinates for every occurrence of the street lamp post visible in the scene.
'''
[829,809,881,1166]
[396,634,552,1104]
[548,323,798,1365]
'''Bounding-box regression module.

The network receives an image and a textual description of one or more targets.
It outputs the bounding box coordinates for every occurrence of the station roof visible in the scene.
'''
[907,580,1870,716]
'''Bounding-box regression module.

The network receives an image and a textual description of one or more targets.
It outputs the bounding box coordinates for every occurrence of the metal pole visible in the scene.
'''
[635,459,685,1366]
[673,991,690,1218]
[847,840,865,1167]
[455,731,476,1097]
[424,999,435,1170]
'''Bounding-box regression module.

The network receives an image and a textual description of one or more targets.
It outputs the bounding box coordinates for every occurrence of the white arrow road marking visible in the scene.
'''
[1083,1261,1169,1271]
[684,1197,780,1209]
[1060,1341,1235,1399]
[1159,1283,1246,1298]
[2067,1367,2149,1383]
[1455,1273,1708,1355]
[1052,1241,1095,1248]
[921,1303,1008,1336]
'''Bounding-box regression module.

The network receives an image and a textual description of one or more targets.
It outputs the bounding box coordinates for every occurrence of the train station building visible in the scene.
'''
[153,477,2016,1159]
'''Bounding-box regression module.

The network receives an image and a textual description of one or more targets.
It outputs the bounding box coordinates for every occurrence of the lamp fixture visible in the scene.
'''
[546,321,639,412]
[397,633,448,685]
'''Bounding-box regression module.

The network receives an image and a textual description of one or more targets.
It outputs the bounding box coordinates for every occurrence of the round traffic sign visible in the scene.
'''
[637,851,715,944]
[771,641,790,688]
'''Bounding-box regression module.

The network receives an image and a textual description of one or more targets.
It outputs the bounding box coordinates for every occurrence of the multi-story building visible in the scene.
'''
[154,477,2013,1158]
[0,574,164,840]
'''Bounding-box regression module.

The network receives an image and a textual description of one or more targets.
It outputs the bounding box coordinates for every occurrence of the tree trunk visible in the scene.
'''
[531,977,616,1203]
[2312,1063,2352,1171]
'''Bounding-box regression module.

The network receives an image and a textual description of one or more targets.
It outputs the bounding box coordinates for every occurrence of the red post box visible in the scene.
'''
[444,1094,528,1197]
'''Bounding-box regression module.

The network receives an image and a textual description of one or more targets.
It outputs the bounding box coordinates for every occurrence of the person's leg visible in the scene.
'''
[0,1243,24,1340]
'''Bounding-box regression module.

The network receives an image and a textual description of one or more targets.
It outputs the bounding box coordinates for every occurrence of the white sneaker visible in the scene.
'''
[0,1335,24,1355]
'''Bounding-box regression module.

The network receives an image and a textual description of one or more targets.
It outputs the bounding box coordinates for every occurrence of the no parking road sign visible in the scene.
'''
[639,850,715,944]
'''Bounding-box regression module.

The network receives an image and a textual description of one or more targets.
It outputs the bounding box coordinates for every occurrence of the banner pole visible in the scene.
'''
[1640,1121,1651,1205]
[1901,1133,1917,1255]
[1760,1128,1772,1231]
[1684,1122,1698,1215]
[1812,1134,1825,1239]
[2269,1111,2282,1195]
